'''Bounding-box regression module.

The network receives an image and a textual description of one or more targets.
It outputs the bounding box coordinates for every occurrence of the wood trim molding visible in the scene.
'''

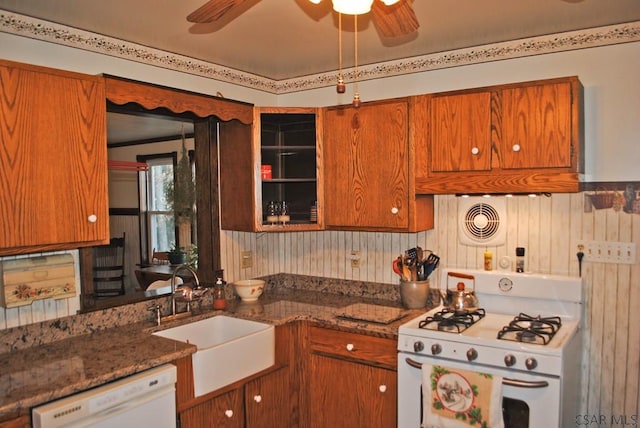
[104,76,253,125]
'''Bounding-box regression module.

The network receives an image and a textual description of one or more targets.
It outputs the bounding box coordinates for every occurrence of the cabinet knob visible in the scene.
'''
[390,207,399,215]
[346,343,355,351]
[225,410,234,418]
[87,214,97,223]
[471,147,480,155]
[512,144,521,152]
[379,385,387,393]
[253,394,262,403]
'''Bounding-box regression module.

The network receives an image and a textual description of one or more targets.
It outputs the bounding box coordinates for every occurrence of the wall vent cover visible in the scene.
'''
[458,198,506,246]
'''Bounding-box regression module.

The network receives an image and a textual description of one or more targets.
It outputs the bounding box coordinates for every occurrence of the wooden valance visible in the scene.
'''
[104,75,253,125]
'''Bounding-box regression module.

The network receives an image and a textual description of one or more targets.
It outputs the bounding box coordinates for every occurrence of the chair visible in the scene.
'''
[151,248,170,265]
[93,234,126,296]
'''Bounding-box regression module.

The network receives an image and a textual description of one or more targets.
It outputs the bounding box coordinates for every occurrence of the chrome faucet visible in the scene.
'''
[169,263,201,317]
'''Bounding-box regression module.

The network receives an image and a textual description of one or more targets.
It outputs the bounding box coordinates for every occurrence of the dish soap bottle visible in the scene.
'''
[212,277,227,310]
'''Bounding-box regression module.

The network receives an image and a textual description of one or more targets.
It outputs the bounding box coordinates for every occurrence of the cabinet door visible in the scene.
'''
[324,100,409,229]
[245,366,291,427]
[257,109,321,230]
[498,81,573,169]
[0,60,108,253]
[309,355,397,428]
[179,388,244,428]
[430,91,492,172]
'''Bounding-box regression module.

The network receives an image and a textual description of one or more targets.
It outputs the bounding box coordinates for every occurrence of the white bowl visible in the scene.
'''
[233,279,265,302]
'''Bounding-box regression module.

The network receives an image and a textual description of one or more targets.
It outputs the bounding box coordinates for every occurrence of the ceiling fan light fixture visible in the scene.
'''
[332,0,374,15]
[380,0,400,5]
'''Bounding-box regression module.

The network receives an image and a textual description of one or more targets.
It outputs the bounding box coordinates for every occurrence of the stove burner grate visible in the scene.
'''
[497,313,562,345]
[418,308,486,333]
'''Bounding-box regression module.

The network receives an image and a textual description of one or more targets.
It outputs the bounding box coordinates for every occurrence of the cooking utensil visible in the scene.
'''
[438,272,479,313]
[402,263,412,282]
[405,247,418,262]
[392,256,404,279]
[423,253,440,279]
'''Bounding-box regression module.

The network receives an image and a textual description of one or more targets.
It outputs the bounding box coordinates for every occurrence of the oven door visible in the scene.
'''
[397,352,561,428]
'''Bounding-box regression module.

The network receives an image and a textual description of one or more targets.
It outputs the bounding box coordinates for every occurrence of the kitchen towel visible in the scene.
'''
[422,364,503,428]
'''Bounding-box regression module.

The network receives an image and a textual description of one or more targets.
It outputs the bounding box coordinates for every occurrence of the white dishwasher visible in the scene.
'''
[32,364,177,428]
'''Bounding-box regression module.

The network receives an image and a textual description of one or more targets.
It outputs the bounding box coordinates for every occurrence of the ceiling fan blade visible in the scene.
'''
[372,0,419,38]
[187,0,247,23]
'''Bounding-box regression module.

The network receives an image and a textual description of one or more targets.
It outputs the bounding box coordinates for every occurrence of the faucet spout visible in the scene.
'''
[170,264,201,317]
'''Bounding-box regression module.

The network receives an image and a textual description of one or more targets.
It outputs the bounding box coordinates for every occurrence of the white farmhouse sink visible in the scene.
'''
[153,315,274,397]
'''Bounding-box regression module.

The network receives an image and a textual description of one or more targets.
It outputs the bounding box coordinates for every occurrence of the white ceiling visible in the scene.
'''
[1,0,639,81]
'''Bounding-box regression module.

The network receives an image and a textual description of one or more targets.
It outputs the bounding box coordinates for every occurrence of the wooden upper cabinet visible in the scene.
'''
[430,90,492,173]
[417,76,584,194]
[220,107,323,232]
[497,80,574,169]
[324,99,433,232]
[0,60,108,255]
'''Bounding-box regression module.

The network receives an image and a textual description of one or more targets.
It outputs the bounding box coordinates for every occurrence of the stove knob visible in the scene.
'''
[413,341,424,352]
[431,344,442,355]
[504,354,516,367]
[525,357,538,370]
[466,348,478,361]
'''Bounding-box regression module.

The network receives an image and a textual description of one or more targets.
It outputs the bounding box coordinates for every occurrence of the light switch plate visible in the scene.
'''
[577,240,637,264]
[241,251,253,269]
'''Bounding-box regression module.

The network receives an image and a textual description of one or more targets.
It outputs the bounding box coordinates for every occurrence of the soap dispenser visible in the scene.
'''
[212,277,227,310]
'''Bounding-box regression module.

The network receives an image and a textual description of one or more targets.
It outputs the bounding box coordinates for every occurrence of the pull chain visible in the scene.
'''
[352,13,361,107]
[336,12,345,93]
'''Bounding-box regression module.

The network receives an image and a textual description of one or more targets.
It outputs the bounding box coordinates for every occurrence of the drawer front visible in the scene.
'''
[309,326,397,369]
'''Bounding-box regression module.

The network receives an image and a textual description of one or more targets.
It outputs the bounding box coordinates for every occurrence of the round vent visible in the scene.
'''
[458,198,506,246]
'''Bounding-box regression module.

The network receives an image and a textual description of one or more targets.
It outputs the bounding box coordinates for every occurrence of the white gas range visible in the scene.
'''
[397,268,584,428]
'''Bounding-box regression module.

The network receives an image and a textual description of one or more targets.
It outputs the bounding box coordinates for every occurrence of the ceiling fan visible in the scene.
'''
[187,0,419,38]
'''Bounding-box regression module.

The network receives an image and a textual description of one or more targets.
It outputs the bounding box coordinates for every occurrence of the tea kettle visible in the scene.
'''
[439,272,479,313]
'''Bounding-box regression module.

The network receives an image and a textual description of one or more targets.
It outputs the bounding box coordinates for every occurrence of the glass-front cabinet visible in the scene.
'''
[220,107,323,232]
[255,107,323,231]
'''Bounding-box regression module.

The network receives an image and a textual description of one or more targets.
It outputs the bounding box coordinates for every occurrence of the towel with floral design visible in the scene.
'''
[422,364,503,428]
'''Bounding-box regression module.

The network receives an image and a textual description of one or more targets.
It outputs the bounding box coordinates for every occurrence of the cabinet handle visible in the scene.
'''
[512,144,521,152]
[390,207,399,215]
[379,385,387,393]
[225,410,234,418]
[346,343,355,351]
[87,214,97,223]
[471,147,479,155]
[253,395,262,403]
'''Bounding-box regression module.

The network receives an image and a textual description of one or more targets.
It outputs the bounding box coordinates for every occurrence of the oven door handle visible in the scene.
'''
[404,358,549,388]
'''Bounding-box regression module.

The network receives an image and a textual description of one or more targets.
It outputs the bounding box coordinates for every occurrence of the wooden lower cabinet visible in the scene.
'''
[307,326,397,428]
[0,415,30,428]
[309,354,397,428]
[175,322,397,428]
[180,387,244,428]
[178,366,291,428]
[245,366,292,427]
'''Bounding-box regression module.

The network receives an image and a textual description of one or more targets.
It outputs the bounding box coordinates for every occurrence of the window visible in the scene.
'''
[143,157,175,254]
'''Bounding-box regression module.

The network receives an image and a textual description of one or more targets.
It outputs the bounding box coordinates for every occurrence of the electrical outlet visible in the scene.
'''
[241,251,253,269]
[349,250,361,269]
[577,241,637,264]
